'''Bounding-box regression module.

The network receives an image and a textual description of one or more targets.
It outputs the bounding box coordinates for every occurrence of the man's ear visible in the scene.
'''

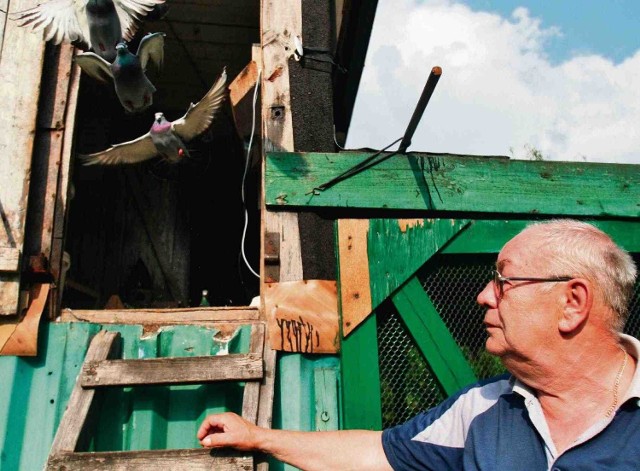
[558,278,592,333]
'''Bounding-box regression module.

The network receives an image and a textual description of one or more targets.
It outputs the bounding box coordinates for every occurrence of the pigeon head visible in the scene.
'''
[154,112,166,124]
[115,42,129,54]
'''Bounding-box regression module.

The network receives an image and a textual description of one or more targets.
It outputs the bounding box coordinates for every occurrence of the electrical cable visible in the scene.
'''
[240,68,262,279]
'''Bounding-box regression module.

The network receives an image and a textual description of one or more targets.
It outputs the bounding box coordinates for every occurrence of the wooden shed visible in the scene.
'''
[1,0,640,469]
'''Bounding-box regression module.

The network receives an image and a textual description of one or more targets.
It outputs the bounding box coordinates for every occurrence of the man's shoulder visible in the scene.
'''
[383,373,514,441]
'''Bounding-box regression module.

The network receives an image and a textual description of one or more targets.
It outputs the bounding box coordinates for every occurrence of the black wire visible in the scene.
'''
[307,137,403,195]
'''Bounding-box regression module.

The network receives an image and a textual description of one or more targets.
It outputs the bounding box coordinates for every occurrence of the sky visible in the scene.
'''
[346,0,640,164]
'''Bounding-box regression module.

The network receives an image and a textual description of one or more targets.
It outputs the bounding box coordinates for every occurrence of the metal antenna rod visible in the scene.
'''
[398,66,442,154]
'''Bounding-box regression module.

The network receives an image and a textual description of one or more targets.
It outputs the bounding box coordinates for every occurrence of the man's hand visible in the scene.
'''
[197,412,259,451]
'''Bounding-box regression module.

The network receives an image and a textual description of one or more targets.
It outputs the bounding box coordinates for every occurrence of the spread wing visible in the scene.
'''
[114,0,166,41]
[78,133,158,165]
[137,32,165,72]
[173,68,228,142]
[10,0,90,47]
[74,52,113,84]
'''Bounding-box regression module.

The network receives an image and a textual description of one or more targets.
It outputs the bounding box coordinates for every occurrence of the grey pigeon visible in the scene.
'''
[79,68,228,165]
[10,0,165,62]
[75,32,165,113]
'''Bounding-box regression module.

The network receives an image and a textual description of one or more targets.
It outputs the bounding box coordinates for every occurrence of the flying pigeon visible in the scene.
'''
[78,68,228,165]
[74,32,165,113]
[10,0,166,62]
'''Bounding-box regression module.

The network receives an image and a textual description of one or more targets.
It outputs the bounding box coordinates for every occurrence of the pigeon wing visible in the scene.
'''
[114,0,166,41]
[137,32,165,72]
[173,68,228,142]
[11,0,90,47]
[78,133,158,165]
[74,52,113,84]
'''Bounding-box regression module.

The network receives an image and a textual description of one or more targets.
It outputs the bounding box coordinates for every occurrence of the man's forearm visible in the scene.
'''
[255,428,392,471]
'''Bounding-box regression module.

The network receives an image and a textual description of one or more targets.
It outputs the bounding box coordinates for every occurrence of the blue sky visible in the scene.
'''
[347,0,640,163]
[464,0,640,63]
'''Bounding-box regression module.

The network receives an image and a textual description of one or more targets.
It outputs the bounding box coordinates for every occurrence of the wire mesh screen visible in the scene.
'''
[377,252,640,429]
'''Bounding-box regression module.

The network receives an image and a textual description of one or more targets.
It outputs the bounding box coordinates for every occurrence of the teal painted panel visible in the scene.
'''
[269,353,340,471]
[0,321,252,471]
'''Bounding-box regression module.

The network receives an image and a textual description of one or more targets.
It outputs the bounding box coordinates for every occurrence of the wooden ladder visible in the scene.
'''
[45,321,274,471]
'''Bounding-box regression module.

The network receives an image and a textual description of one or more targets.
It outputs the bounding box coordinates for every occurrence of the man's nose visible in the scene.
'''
[477,280,497,308]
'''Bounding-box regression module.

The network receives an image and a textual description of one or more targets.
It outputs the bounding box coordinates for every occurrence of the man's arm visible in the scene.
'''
[197,412,393,471]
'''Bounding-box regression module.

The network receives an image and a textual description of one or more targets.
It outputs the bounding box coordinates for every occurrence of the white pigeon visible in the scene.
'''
[78,68,229,165]
[10,0,166,62]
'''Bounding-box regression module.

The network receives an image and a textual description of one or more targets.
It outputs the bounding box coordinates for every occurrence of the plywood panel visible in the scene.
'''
[0,0,47,315]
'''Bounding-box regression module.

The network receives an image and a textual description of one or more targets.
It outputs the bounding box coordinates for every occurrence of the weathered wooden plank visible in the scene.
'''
[261,0,304,285]
[0,248,20,272]
[61,306,260,323]
[368,218,469,318]
[47,449,253,471]
[49,331,121,454]
[81,354,263,387]
[337,219,372,336]
[0,0,47,315]
[264,279,339,353]
[265,152,640,217]
[241,322,265,424]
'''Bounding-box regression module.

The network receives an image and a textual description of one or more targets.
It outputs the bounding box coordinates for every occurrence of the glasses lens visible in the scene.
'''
[493,270,502,298]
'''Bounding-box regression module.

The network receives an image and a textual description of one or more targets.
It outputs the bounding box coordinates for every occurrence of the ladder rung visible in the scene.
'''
[47,449,253,470]
[81,354,264,387]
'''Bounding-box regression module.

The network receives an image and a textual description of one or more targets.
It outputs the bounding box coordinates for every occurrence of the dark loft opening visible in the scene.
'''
[62,2,261,310]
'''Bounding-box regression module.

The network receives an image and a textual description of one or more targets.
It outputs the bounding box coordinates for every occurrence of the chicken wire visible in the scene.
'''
[377,253,640,428]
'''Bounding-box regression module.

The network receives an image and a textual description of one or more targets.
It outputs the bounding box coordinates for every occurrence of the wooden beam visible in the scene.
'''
[49,331,121,454]
[241,322,265,424]
[337,219,372,336]
[265,152,640,217]
[0,248,20,272]
[47,449,253,471]
[81,354,263,387]
[0,0,47,315]
[60,306,260,324]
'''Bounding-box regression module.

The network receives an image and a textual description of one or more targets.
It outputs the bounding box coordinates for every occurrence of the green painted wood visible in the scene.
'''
[265,151,640,217]
[392,276,477,395]
[443,220,640,254]
[368,219,470,309]
[314,368,339,431]
[340,314,382,430]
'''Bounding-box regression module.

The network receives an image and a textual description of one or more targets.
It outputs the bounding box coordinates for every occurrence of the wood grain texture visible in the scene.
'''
[265,152,640,217]
[60,306,259,324]
[337,219,372,336]
[81,354,263,387]
[46,449,253,471]
[368,219,469,310]
[0,0,47,315]
[264,279,339,353]
[0,283,49,356]
[261,0,303,287]
[241,322,265,423]
[49,331,121,454]
[0,248,20,272]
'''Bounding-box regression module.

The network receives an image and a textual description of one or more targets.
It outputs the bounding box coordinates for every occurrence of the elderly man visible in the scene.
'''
[197,219,639,470]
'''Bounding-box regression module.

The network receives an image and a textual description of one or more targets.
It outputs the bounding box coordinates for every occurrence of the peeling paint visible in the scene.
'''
[397,219,423,232]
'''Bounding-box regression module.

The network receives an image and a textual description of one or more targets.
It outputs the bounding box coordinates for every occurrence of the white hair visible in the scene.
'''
[524,219,637,331]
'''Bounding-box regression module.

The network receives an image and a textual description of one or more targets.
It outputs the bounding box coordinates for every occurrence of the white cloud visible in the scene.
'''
[346,0,640,164]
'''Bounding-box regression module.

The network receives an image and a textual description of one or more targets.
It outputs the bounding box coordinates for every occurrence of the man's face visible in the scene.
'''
[476,230,561,362]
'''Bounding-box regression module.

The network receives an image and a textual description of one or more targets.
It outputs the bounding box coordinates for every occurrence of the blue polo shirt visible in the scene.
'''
[382,334,640,470]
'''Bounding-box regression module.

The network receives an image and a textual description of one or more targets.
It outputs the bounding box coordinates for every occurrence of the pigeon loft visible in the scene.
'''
[64,5,261,311]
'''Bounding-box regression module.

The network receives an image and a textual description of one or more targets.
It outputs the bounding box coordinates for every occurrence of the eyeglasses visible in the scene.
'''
[493,269,572,299]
